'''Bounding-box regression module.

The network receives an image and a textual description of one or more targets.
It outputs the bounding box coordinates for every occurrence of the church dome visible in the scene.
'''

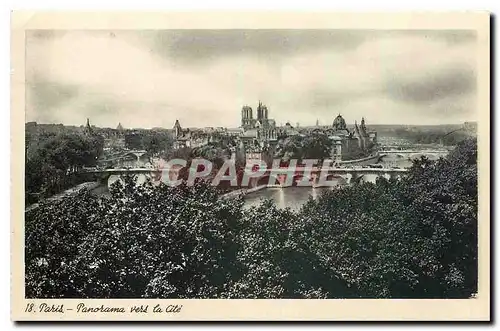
[332,114,347,130]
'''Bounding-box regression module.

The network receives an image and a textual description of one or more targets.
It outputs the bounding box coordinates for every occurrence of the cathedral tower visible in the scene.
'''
[257,101,264,120]
[241,106,254,130]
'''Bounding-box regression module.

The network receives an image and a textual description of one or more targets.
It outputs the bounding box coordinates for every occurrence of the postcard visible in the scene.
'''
[11,11,490,321]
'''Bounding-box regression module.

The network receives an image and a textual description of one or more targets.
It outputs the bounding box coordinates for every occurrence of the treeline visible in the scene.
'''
[25,139,477,298]
[124,132,174,156]
[25,133,104,204]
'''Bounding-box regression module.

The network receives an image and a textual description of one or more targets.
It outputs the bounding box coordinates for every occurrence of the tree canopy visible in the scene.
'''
[275,133,333,162]
[25,138,478,299]
[125,132,174,156]
[25,133,104,204]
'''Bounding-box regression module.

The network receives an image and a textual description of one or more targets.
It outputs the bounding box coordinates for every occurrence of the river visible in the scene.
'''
[244,186,334,211]
[242,156,412,210]
[243,173,393,211]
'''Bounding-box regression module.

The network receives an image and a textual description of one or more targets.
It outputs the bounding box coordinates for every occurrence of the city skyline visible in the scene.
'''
[25,116,472,130]
[26,29,478,128]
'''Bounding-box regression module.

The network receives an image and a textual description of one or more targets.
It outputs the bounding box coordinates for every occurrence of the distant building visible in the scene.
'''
[327,114,377,161]
[172,120,191,149]
[84,118,93,136]
[239,101,279,165]
[172,120,231,149]
[279,122,299,136]
[168,107,378,166]
[240,101,278,140]
[102,122,126,151]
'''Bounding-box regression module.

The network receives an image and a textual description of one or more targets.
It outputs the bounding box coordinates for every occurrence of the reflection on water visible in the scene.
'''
[243,157,412,210]
[244,187,333,211]
[243,176,386,211]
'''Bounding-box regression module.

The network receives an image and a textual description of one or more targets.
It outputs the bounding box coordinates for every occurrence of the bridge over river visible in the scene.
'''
[379,149,449,160]
[80,165,408,189]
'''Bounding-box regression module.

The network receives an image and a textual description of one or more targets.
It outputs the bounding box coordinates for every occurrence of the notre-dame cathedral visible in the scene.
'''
[240,101,278,142]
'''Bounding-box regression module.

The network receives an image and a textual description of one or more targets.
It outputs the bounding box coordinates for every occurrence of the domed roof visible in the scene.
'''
[332,114,347,130]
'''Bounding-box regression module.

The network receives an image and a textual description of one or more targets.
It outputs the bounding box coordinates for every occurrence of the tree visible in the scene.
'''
[295,138,477,298]
[124,133,143,150]
[302,132,333,160]
[25,133,104,203]
[25,177,244,298]
[25,139,478,299]
[142,133,174,157]
[192,142,231,169]
[275,133,333,162]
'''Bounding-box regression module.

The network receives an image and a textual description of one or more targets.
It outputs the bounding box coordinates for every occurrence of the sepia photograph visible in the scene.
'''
[11,12,490,321]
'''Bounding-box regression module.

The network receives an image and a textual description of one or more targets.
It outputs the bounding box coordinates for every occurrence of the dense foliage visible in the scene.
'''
[275,132,334,162]
[191,142,233,169]
[125,132,174,156]
[25,133,104,204]
[25,139,478,298]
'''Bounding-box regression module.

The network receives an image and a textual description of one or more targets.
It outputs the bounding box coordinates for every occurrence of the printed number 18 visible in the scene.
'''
[25,303,34,313]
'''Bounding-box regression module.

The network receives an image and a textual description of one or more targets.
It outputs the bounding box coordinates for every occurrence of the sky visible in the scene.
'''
[25,29,478,129]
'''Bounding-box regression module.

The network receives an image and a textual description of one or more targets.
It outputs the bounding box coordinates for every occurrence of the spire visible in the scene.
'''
[360,117,368,137]
[84,118,93,135]
[173,119,182,138]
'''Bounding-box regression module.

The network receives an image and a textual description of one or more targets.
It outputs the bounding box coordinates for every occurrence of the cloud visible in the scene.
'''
[385,65,476,104]
[26,75,80,122]
[26,29,478,128]
[133,29,477,65]
[136,30,369,65]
